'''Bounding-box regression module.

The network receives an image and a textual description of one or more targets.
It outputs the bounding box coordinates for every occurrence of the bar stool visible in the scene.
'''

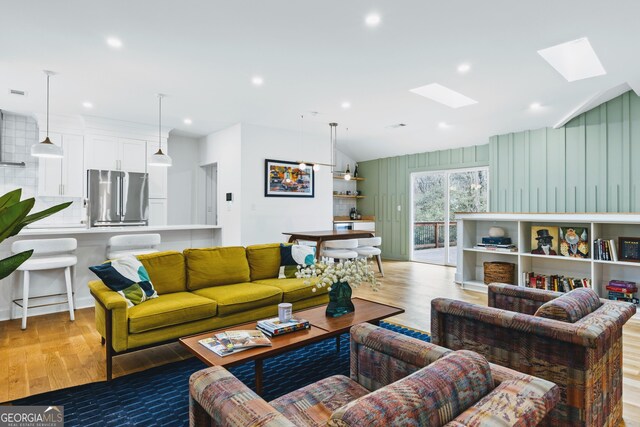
[12,238,77,330]
[322,239,359,262]
[355,237,384,276]
[106,234,161,259]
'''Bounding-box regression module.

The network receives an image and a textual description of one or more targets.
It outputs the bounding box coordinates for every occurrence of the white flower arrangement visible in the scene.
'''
[295,257,379,293]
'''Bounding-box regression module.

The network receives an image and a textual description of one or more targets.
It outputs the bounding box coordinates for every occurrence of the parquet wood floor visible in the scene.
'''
[1,260,638,426]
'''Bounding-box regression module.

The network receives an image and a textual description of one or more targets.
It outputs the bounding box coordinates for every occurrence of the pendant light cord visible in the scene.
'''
[158,95,162,150]
[46,73,50,137]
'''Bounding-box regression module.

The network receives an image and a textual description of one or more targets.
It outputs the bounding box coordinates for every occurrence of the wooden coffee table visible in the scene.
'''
[179,297,404,395]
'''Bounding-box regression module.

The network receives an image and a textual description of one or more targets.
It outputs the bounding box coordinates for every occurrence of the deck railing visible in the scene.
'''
[413,222,457,249]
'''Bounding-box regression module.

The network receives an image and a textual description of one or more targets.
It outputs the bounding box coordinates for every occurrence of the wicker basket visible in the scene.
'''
[483,261,515,285]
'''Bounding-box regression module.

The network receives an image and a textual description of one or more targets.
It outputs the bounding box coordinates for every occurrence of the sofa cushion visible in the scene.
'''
[253,278,328,303]
[137,251,187,294]
[184,247,251,290]
[270,375,369,427]
[246,243,281,281]
[328,350,493,426]
[193,283,282,316]
[534,287,602,323]
[128,292,217,333]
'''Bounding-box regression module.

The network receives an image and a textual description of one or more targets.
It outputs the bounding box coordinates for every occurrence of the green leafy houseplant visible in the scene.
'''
[0,188,71,280]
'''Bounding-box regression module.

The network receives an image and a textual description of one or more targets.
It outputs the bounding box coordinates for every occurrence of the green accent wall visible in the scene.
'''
[490,90,640,213]
[358,145,490,260]
[359,90,640,260]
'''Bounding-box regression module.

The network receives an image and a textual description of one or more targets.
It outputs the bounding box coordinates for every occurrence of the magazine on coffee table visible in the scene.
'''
[199,330,271,357]
[220,330,272,349]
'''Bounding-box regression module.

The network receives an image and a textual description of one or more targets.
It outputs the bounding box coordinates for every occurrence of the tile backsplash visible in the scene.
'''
[1,111,82,225]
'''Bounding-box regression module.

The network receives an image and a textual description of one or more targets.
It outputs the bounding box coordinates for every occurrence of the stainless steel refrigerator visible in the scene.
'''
[87,169,149,227]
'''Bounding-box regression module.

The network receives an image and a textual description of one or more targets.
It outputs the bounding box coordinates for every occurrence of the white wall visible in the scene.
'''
[167,132,200,225]
[240,123,332,245]
[199,124,242,246]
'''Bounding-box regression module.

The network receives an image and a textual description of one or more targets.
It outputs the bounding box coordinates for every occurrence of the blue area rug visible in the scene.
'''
[14,321,430,426]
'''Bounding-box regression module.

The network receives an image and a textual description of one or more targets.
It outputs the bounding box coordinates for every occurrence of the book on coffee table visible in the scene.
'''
[257,317,310,337]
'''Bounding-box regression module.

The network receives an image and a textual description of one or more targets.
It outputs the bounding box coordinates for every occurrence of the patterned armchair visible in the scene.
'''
[431,283,637,427]
[189,323,559,427]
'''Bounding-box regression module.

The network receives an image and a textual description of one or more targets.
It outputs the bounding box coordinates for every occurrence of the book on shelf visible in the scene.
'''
[522,271,591,292]
[593,239,618,261]
[256,317,310,337]
[473,244,518,252]
[198,330,272,357]
[481,237,512,245]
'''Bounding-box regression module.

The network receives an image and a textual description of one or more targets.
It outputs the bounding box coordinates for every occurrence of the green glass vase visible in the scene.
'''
[325,281,355,317]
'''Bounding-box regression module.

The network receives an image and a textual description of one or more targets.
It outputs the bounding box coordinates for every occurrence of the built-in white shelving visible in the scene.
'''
[455,213,640,310]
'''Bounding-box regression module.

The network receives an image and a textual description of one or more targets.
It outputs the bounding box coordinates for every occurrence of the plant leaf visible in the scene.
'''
[0,189,22,210]
[9,201,73,237]
[0,198,35,242]
[0,250,33,281]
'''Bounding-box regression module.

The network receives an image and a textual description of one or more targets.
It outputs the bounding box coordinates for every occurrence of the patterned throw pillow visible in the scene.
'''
[89,256,158,307]
[534,287,602,323]
[278,244,315,279]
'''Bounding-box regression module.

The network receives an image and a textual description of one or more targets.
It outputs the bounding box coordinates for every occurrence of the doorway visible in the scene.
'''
[411,167,488,266]
[203,163,218,225]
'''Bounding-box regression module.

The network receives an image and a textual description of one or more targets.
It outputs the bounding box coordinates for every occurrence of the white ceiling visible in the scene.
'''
[1,1,639,161]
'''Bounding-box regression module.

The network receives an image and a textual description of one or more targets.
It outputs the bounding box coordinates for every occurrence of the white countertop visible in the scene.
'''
[19,224,221,236]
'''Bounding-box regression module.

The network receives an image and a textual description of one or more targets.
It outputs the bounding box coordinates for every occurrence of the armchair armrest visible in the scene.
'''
[189,366,295,427]
[431,298,635,349]
[446,368,560,427]
[350,323,451,390]
[488,283,562,314]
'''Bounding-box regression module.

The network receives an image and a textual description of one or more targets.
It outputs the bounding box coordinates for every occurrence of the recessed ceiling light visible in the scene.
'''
[530,102,542,110]
[457,63,471,73]
[438,122,451,129]
[82,101,93,109]
[365,13,381,27]
[341,101,351,109]
[183,118,193,125]
[251,76,264,86]
[538,37,606,82]
[409,83,478,109]
[106,37,123,49]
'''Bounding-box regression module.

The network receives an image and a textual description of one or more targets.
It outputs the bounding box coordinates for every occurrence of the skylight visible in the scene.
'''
[409,83,478,108]
[537,37,606,82]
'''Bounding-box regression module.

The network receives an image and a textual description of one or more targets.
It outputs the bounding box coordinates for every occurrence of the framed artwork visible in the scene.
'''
[559,227,590,258]
[530,226,559,255]
[619,237,640,262]
[264,159,315,198]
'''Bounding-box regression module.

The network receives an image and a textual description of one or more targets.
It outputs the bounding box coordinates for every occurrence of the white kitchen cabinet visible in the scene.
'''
[119,138,147,173]
[147,138,168,198]
[86,135,146,173]
[38,132,85,198]
[148,165,167,198]
[148,198,167,226]
[353,221,376,232]
[87,135,119,171]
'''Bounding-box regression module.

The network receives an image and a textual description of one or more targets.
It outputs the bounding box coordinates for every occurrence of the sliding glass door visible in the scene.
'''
[411,168,488,266]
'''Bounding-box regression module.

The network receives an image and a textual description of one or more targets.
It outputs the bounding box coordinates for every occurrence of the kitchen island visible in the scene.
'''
[0,224,221,321]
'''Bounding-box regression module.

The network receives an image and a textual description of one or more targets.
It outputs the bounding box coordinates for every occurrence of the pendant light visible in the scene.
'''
[295,116,332,172]
[148,94,172,167]
[31,70,63,158]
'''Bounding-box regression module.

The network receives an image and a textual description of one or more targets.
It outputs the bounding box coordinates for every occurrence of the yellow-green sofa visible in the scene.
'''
[88,243,329,380]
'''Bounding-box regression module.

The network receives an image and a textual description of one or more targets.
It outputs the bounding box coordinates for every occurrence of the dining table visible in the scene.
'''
[282,229,375,257]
